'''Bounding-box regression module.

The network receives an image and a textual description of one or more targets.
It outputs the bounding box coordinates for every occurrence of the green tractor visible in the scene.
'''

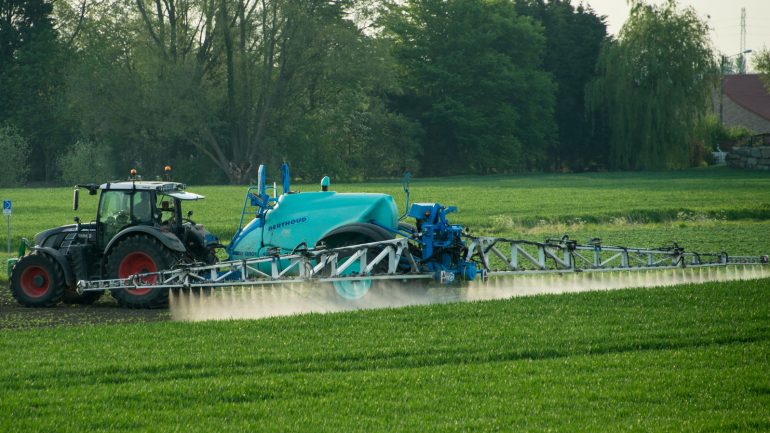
[9,178,219,308]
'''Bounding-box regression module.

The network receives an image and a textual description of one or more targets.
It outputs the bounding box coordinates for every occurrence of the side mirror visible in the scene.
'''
[73,188,79,211]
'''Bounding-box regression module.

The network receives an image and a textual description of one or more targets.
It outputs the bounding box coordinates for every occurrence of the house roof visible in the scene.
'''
[723,74,770,121]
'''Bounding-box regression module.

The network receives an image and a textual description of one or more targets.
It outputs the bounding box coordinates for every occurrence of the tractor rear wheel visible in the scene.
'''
[9,254,66,307]
[106,235,178,309]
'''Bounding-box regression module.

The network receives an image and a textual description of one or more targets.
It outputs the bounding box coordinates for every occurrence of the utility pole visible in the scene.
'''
[739,8,747,74]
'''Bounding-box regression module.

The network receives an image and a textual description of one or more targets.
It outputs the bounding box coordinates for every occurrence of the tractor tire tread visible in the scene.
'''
[9,253,66,308]
[106,234,178,309]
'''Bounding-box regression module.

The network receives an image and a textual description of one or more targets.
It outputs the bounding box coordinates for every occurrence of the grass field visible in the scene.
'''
[1,280,769,432]
[0,166,769,271]
[0,167,769,432]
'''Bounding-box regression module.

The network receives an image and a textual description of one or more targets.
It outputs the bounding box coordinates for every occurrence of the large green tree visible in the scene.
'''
[514,0,606,171]
[62,0,418,184]
[588,0,717,170]
[0,0,71,182]
[386,0,556,175]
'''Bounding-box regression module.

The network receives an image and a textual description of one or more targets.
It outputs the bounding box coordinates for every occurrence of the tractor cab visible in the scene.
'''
[87,181,203,249]
[73,181,206,248]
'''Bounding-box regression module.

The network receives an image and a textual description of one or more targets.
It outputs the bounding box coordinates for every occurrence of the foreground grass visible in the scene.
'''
[1,279,769,432]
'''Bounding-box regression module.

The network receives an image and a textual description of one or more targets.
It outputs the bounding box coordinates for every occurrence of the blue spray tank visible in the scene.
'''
[226,163,479,297]
[227,163,398,261]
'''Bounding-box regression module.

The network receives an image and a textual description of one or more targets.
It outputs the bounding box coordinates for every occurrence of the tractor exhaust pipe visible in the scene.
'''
[73,188,79,211]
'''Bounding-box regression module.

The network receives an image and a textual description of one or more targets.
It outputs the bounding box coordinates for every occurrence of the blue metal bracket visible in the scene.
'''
[281,162,290,195]
[399,172,411,221]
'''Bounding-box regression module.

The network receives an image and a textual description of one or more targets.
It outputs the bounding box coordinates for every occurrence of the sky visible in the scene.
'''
[583,0,770,70]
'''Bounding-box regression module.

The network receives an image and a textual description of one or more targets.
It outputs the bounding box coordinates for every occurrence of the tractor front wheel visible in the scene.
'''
[107,235,178,309]
[9,254,66,307]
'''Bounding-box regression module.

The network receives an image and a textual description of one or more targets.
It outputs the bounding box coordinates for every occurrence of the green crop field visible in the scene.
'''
[0,166,769,270]
[0,167,769,432]
[1,281,769,432]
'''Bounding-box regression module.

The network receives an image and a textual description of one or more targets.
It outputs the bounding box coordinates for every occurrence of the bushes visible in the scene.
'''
[58,140,115,185]
[0,126,30,187]
[699,115,752,151]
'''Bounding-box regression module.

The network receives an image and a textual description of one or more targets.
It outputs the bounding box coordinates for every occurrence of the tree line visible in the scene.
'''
[0,0,731,185]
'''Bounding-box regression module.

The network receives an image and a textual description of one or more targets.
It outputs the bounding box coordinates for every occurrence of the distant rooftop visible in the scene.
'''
[723,74,770,122]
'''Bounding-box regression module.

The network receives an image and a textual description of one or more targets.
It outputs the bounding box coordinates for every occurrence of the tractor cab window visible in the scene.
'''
[156,195,177,226]
[98,191,157,247]
[98,191,131,246]
[132,192,155,224]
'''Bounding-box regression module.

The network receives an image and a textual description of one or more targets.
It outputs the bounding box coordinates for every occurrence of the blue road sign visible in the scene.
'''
[3,200,11,216]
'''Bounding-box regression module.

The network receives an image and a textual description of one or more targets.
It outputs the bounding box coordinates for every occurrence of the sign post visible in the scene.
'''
[3,200,11,253]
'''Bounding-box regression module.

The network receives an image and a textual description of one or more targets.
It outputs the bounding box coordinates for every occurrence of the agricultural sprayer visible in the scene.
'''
[67,163,769,308]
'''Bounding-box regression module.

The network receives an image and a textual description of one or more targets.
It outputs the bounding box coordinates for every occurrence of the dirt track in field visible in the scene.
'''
[0,283,170,330]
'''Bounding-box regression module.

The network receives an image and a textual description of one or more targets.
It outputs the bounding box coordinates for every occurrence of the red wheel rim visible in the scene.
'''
[119,252,157,296]
[20,266,51,298]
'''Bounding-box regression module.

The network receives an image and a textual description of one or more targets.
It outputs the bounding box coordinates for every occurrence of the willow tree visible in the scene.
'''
[588,0,717,170]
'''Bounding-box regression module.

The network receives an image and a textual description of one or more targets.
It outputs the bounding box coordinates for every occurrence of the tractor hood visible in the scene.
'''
[228,191,398,260]
[33,223,96,249]
[34,225,77,248]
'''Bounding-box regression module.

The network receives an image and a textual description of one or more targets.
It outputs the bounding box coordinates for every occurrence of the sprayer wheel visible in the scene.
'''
[9,253,66,307]
[318,234,390,301]
[106,235,178,309]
